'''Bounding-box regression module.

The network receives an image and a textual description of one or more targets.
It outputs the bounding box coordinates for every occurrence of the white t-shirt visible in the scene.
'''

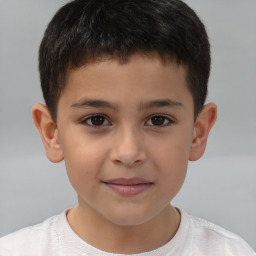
[0,209,255,256]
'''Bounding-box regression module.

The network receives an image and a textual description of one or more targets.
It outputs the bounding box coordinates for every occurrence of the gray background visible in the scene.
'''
[0,0,255,250]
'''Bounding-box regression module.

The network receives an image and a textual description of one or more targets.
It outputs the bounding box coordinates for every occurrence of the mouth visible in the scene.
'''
[102,177,153,196]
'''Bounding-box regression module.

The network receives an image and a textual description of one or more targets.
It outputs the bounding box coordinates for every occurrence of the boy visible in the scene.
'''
[0,0,255,255]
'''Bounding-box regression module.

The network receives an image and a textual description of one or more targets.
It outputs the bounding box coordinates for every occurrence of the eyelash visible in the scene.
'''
[81,114,174,129]
[81,114,111,129]
[145,115,174,127]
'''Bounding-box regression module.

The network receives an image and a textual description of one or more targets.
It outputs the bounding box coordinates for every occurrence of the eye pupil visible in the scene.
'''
[151,116,165,125]
[91,116,105,126]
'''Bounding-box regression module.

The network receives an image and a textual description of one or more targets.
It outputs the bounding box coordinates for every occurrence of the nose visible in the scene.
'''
[110,126,147,168]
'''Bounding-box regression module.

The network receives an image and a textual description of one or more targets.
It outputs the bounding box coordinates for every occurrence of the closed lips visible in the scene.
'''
[103,178,153,196]
[103,177,153,185]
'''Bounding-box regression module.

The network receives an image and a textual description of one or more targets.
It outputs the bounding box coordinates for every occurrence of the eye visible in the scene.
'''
[145,115,173,127]
[82,115,110,127]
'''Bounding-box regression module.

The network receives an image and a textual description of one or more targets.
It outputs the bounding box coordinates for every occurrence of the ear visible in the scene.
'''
[189,103,217,161]
[32,103,63,163]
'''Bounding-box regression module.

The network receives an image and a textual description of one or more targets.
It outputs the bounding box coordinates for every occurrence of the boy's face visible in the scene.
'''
[49,54,201,226]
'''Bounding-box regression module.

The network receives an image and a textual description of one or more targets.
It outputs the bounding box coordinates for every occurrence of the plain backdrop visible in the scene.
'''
[0,0,255,250]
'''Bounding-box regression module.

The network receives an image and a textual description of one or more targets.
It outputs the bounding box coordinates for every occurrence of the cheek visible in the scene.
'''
[150,131,192,192]
[151,129,192,167]
[60,133,108,192]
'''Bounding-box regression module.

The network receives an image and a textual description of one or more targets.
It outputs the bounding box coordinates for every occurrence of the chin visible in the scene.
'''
[104,209,156,227]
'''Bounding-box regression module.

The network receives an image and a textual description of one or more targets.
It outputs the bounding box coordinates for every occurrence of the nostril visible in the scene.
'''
[113,158,144,168]
[113,159,123,166]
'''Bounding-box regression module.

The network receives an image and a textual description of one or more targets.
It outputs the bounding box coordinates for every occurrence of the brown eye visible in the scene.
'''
[146,115,173,126]
[91,116,105,126]
[83,115,110,127]
[151,116,165,126]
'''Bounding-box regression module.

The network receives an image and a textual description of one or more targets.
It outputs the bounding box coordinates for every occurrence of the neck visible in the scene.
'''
[67,203,180,254]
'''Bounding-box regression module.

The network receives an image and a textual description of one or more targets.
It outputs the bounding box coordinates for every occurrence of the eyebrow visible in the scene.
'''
[71,98,183,110]
[71,98,118,110]
[139,99,183,110]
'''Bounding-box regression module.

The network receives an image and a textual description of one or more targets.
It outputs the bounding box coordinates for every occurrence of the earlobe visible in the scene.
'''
[32,104,64,163]
[189,103,217,161]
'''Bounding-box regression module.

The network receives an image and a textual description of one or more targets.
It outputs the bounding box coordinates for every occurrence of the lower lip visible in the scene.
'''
[104,183,152,196]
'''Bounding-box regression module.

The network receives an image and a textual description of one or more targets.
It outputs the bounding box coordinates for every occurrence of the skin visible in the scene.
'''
[33,54,217,254]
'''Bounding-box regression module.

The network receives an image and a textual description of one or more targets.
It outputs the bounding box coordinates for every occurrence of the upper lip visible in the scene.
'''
[103,177,153,185]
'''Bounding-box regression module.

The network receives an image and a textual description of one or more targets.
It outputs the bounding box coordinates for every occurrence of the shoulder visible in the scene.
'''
[185,212,255,256]
[0,212,62,256]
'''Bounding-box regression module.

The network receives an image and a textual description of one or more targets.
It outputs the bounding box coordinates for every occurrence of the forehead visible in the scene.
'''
[59,54,193,111]
[66,52,188,85]
[67,54,188,86]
